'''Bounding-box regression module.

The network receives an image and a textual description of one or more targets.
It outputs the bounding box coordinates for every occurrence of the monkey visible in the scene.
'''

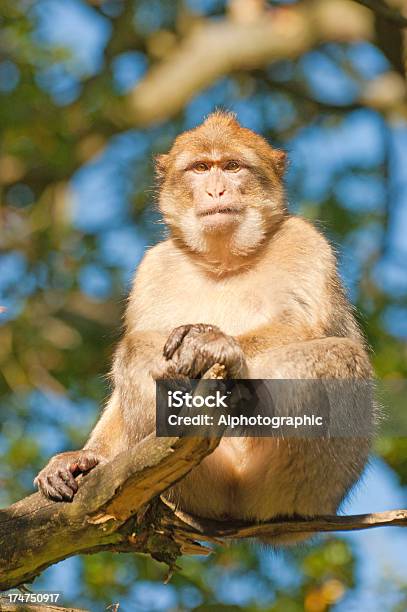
[34,111,374,544]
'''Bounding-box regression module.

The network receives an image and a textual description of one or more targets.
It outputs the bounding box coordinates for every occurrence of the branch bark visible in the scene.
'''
[1,363,406,593]
[1,427,406,592]
[0,601,87,612]
[0,433,221,592]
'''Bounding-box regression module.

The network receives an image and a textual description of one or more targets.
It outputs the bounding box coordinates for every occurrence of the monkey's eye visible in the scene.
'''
[224,160,241,172]
[193,162,210,173]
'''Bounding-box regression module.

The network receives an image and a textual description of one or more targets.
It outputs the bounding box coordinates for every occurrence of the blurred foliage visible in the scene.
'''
[0,0,406,611]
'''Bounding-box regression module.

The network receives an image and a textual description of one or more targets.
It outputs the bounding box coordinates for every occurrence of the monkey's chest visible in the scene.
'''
[138,276,278,336]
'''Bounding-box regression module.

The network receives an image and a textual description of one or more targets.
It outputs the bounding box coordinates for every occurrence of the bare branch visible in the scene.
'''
[0,600,88,612]
[1,365,405,593]
[0,364,226,591]
[0,433,222,591]
[165,502,407,540]
[1,423,406,593]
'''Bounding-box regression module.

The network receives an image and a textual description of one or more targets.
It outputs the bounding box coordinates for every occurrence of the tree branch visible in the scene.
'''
[166,502,407,539]
[1,426,406,592]
[0,601,87,612]
[1,363,406,593]
[0,433,221,592]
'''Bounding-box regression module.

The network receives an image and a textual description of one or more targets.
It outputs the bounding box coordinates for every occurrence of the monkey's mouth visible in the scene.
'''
[197,206,242,218]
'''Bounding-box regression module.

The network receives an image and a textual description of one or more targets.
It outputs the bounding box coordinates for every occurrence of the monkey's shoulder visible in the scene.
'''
[127,239,192,305]
[133,240,173,272]
[272,216,336,264]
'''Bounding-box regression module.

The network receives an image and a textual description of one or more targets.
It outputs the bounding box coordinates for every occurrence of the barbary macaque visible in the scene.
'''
[35,112,373,543]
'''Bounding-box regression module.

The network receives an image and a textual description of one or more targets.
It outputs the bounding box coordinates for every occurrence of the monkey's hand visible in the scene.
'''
[34,449,106,502]
[159,323,247,378]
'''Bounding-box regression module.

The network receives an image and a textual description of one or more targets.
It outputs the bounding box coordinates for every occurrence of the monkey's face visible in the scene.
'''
[156,112,287,256]
[176,155,254,233]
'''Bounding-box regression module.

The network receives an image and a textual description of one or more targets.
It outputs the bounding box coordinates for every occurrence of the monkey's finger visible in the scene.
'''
[58,468,78,492]
[34,473,52,496]
[36,475,63,501]
[34,474,44,492]
[46,474,75,501]
[163,325,191,360]
[178,351,207,379]
[75,453,101,472]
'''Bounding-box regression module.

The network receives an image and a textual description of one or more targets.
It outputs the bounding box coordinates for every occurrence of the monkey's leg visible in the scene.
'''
[172,337,374,537]
[241,337,373,541]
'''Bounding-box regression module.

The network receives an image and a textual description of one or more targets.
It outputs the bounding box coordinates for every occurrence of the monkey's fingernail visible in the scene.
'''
[163,345,173,359]
[59,487,74,500]
[47,488,63,501]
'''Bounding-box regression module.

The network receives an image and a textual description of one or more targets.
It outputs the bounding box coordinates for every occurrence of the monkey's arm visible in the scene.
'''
[236,315,370,375]
[35,243,177,501]
[237,321,316,358]
[244,335,371,379]
[35,390,128,501]
[35,330,168,501]
[161,320,370,379]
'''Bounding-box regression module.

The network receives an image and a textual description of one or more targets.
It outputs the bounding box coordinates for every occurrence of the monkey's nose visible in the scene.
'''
[206,187,226,198]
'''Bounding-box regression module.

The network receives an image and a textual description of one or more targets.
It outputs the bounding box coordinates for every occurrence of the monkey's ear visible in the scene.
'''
[272,149,287,178]
[154,154,169,180]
